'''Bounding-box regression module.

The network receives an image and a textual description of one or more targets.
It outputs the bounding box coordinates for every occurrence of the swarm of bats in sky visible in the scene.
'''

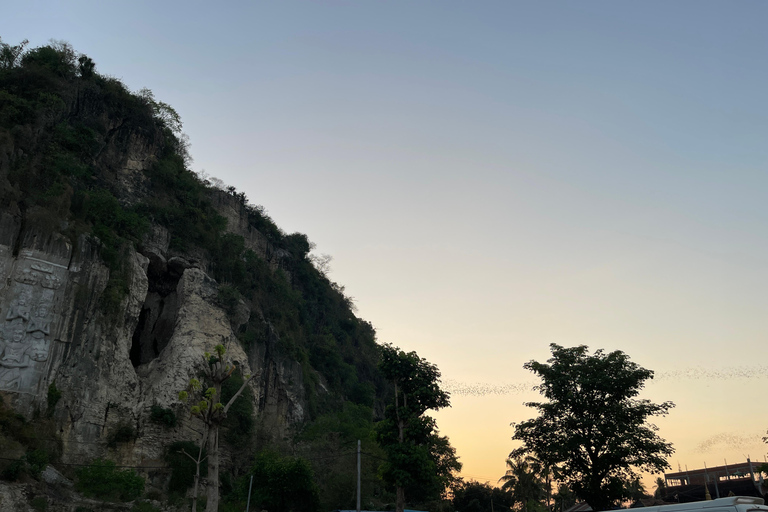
[442,365,768,397]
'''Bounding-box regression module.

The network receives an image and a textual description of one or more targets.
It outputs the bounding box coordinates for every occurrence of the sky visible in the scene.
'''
[4,0,768,488]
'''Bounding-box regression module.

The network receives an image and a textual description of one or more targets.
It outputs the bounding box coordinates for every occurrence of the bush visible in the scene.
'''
[149,405,176,428]
[221,371,254,447]
[2,459,24,481]
[165,441,207,495]
[46,382,61,417]
[217,284,242,318]
[239,451,320,512]
[75,458,144,502]
[0,449,48,481]
[131,501,161,512]
[25,448,48,478]
[30,496,48,511]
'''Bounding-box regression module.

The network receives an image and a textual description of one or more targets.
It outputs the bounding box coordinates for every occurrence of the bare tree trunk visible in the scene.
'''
[206,428,219,512]
[192,468,199,511]
[180,427,208,512]
[396,486,405,512]
[192,436,205,512]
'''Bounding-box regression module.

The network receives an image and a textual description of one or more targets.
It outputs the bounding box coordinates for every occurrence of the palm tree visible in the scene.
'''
[624,477,650,506]
[525,454,557,511]
[653,477,666,499]
[499,455,546,512]
[552,483,575,512]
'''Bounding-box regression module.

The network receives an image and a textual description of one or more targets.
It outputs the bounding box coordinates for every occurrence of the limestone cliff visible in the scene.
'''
[0,39,384,484]
[0,161,307,471]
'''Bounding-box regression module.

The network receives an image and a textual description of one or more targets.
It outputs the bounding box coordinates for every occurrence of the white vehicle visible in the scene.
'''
[639,497,767,512]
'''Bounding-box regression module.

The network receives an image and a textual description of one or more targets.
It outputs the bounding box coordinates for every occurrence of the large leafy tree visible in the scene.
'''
[376,344,461,512]
[512,344,674,511]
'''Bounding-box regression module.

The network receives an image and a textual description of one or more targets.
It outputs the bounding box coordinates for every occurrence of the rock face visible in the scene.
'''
[0,49,378,477]
[0,213,73,401]
[0,203,307,467]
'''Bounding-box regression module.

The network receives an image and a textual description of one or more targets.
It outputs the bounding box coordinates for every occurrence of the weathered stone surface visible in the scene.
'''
[0,481,32,511]
[209,190,275,263]
[0,480,179,512]
[0,225,305,469]
[41,465,72,487]
[0,226,70,396]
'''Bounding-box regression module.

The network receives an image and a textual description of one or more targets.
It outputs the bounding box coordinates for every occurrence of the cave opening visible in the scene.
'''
[129,254,183,368]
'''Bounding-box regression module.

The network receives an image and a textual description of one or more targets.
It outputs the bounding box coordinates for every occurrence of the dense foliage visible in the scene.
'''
[0,36,384,416]
[452,480,514,512]
[0,396,59,481]
[376,344,461,512]
[75,458,145,502]
[0,37,449,510]
[297,402,391,511]
[165,440,207,496]
[498,455,549,512]
[512,344,674,511]
[223,450,321,512]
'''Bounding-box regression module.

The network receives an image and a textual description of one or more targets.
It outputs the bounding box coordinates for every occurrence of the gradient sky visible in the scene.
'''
[4,0,768,487]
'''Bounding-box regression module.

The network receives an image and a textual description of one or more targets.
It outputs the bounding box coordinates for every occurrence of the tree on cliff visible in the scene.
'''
[178,344,254,512]
[511,344,674,511]
[375,344,461,512]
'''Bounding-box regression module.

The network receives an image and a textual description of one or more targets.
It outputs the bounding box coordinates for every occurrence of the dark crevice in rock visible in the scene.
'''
[129,251,183,367]
[129,307,149,367]
[12,208,25,257]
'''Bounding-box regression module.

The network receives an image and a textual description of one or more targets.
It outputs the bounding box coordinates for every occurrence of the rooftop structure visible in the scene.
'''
[662,460,765,503]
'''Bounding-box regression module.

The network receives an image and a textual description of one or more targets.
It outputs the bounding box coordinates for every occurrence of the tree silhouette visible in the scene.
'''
[376,344,460,512]
[512,344,674,511]
[499,455,547,512]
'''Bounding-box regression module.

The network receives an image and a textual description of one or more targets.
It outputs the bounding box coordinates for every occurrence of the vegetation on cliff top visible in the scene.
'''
[0,36,383,415]
[0,38,459,511]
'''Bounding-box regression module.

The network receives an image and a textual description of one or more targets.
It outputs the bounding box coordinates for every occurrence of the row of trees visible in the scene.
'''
[496,456,656,512]
[175,342,675,512]
[1,37,678,512]
[176,343,461,512]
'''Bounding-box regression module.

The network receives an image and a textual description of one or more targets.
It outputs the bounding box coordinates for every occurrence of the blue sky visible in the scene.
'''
[4,0,768,483]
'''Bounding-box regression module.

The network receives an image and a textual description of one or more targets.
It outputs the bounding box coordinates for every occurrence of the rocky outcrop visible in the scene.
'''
[0,205,307,467]
[0,476,172,511]
[208,190,293,268]
[0,54,329,476]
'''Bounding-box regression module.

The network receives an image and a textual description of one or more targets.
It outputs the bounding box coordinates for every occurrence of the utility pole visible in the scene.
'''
[357,440,362,512]
[246,474,254,512]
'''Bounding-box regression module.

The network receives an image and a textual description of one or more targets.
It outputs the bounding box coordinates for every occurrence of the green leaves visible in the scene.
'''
[0,37,29,69]
[376,344,460,505]
[137,87,183,135]
[379,343,450,417]
[75,458,144,502]
[512,344,674,511]
[243,451,321,512]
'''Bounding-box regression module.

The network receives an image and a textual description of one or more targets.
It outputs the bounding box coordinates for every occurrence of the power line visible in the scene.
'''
[0,456,171,471]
